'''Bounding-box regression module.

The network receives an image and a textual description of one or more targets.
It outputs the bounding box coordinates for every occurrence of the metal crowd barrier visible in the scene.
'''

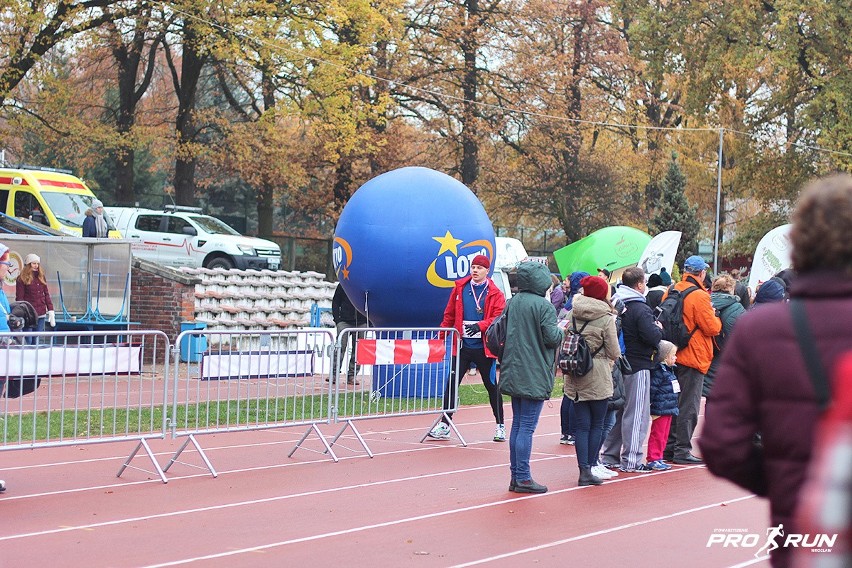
[164,328,336,477]
[309,327,462,459]
[0,330,171,483]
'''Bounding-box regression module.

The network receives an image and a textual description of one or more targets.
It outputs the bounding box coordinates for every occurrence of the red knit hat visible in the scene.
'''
[471,254,490,269]
[580,275,609,301]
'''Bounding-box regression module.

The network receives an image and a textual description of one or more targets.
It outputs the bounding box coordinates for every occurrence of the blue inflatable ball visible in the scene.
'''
[333,167,495,327]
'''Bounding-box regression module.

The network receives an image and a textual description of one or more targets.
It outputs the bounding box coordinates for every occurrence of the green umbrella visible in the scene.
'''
[553,226,652,277]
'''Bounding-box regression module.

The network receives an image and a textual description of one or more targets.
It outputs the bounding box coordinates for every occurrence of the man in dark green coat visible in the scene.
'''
[499,261,563,494]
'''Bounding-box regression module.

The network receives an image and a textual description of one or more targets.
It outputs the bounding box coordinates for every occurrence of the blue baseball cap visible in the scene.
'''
[684,255,709,272]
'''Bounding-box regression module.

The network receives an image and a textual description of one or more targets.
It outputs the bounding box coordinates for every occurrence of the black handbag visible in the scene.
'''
[616,354,632,375]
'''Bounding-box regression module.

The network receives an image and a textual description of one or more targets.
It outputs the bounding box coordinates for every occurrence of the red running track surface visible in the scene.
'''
[0,403,771,567]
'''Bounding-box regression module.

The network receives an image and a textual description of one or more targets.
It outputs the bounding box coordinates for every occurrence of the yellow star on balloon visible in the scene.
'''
[433,230,463,256]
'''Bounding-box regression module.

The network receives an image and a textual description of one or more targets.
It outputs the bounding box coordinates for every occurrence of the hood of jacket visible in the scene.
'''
[569,271,590,295]
[711,292,740,310]
[571,293,612,321]
[615,284,645,303]
[754,278,785,304]
[516,261,552,296]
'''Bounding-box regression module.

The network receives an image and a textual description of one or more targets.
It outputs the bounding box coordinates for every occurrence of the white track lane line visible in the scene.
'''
[139,491,755,567]
[451,496,757,567]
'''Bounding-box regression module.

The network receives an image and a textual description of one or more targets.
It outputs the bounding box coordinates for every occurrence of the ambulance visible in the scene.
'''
[0,166,119,237]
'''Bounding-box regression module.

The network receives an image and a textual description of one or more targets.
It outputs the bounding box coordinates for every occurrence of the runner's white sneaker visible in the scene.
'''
[493,424,506,442]
[428,423,451,440]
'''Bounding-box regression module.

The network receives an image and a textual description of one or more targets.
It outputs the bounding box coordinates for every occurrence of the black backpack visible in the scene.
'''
[485,303,509,360]
[558,317,601,377]
[657,285,699,349]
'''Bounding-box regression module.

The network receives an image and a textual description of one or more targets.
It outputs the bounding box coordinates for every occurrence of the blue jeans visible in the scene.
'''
[560,395,575,437]
[509,397,545,481]
[573,399,608,469]
[24,316,46,345]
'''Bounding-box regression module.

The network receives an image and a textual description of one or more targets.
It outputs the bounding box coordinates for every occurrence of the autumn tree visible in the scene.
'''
[486,0,635,243]
[650,154,699,267]
[0,1,133,106]
[397,0,516,191]
[99,2,167,204]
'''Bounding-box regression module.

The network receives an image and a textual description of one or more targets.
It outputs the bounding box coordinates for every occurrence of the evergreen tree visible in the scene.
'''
[649,153,699,268]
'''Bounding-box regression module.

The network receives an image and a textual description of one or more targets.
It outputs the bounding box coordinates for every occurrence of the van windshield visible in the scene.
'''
[41,191,115,230]
[188,215,240,235]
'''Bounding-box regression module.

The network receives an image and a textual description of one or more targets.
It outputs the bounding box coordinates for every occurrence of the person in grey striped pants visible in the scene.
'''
[600,267,663,472]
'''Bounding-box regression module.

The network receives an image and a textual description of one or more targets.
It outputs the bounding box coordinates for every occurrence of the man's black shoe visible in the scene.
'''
[673,454,704,465]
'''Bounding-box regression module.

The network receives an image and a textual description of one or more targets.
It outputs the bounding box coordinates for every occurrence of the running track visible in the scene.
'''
[0,403,771,567]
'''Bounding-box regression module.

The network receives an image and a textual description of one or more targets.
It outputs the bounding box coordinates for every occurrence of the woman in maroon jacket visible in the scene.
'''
[700,174,852,568]
[16,253,55,343]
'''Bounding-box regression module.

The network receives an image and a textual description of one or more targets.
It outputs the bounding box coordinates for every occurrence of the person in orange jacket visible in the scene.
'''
[663,255,721,464]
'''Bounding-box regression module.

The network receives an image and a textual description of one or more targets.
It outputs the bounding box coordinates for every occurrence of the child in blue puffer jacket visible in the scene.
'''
[648,340,679,470]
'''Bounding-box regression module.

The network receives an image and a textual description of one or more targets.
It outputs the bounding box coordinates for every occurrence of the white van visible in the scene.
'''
[107,206,281,270]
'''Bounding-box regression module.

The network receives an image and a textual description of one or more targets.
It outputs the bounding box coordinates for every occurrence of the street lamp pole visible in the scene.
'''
[714,128,724,274]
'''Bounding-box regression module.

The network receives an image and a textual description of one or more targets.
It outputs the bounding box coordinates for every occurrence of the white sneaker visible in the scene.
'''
[428,423,451,440]
[591,465,617,479]
[493,424,506,442]
[0,479,5,492]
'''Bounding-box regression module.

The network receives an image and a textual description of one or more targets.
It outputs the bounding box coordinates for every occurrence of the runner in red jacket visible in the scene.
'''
[428,254,506,442]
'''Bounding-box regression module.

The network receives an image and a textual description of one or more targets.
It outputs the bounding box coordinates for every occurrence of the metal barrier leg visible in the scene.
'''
[162,434,218,478]
[328,420,373,458]
[325,420,374,458]
[117,439,169,484]
[420,412,467,447]
[289,423,339,463]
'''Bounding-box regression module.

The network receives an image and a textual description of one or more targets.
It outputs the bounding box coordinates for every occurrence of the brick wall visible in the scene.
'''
[129,260,200,347]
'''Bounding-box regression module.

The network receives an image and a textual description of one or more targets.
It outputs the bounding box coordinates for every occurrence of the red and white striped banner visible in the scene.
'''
[356,339,446,365]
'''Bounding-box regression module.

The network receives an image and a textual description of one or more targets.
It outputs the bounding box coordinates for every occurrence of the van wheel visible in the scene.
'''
[205,257,234,270]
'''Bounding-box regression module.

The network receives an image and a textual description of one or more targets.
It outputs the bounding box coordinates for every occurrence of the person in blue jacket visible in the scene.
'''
[648,340,679,470]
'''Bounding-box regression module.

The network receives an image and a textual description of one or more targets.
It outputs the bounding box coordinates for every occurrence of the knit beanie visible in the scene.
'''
[580,275,609,301]
[471,254,490,269]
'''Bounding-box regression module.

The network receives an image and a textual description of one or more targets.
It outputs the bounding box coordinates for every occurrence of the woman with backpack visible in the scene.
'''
[564,275,621,486]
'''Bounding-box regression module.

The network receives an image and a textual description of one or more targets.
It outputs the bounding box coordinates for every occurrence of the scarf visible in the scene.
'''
[94,212,108,238]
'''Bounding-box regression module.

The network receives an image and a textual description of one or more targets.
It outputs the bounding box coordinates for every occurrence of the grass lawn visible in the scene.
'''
[3,374,566,443]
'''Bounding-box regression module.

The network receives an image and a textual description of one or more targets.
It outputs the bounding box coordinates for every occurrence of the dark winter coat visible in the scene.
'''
[608,363,626,411]
[704,292,746,394]
[498,262,563,400]
[645,286,667,311]
[699,271,852,567]
[734,281,751,310]
[617,284,663,372]
[649,363,679,416]
[16,273,54,316]
[331,285,367,327]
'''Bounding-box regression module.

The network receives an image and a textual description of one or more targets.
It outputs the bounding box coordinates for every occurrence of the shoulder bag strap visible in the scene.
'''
[790,299,831,411]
